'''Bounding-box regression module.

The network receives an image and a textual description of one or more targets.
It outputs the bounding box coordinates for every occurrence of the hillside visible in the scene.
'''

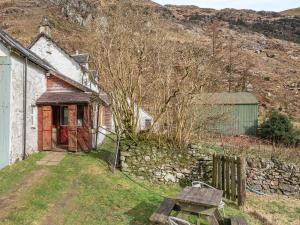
[0,0,299,121]
[282,7,300,16]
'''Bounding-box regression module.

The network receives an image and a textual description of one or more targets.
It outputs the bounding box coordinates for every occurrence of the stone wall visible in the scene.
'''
[120,144,213,185]
[247,157,300,196]
[120,144,300,196]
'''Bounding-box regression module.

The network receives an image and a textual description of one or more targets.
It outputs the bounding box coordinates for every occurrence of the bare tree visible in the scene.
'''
[88,2,220,146]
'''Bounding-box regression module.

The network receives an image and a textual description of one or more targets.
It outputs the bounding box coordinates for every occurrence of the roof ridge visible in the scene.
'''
[0,29,94,93]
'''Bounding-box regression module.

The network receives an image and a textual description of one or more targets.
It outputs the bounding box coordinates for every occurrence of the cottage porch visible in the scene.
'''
[36,91,93,152]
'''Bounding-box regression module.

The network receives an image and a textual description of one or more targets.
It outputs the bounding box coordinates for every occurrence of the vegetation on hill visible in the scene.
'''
[281,7,300,16]
[259,110,297,146]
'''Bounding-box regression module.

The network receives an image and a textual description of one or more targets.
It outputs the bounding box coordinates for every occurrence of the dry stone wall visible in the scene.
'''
[120,144,300,196]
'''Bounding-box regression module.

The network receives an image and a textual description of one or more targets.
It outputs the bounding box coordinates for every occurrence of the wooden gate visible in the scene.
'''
[212,155,246,206]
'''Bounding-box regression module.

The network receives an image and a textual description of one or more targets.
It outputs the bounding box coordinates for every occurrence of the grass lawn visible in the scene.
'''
[0,140,298,225]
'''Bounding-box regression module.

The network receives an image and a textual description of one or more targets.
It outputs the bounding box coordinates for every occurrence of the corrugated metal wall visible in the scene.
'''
[0,56,11,169]
[209,104,258,135]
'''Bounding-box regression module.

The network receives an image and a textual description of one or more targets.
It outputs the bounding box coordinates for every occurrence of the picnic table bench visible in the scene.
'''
[149,198,178,224]
[200,208,248,225]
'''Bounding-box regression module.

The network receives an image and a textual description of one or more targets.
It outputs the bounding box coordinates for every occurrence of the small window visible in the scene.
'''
[77,105,84,127]
[145,119,152,130]
[61,106,69,125]
[31,105,36,128]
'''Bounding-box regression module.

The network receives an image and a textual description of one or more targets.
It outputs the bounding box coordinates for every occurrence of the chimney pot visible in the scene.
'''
[39,16,51,37]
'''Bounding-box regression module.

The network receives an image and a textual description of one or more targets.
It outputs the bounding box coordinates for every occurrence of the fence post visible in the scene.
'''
[231,157,237,202]
[217,155,222,190]
[237,156,246,206]
[221,156,225,192]
[225,156,230,199]
[212,154,217,187]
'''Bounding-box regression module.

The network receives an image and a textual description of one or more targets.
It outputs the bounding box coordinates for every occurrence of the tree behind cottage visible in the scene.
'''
[88,2,220,145]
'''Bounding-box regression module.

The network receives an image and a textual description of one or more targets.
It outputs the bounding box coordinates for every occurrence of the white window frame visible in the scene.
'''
[31,104,37,129]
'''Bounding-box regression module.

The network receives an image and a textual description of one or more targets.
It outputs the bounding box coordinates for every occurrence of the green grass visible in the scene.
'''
[0,140,298,224]
[0,152,45,195]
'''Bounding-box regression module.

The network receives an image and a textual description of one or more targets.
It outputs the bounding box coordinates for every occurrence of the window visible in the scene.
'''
[145,119,152,130]
[61,106,68,125]
[77,105,84,127]
[31,105,36,128]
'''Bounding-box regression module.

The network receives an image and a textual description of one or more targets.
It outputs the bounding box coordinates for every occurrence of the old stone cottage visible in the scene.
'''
[0,17,153,169]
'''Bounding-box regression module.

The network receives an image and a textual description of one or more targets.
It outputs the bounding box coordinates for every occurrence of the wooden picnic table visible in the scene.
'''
[175,187,223,214]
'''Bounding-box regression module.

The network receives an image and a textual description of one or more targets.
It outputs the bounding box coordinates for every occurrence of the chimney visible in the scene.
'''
[39,16,51,37]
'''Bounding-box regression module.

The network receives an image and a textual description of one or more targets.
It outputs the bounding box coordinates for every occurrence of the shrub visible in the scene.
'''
[259,110,296,146]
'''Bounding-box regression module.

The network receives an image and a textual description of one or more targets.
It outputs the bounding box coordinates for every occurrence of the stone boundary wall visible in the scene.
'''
[120,144,300,196]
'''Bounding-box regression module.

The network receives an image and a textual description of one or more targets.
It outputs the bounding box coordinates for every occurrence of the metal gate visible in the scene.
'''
[0,56,11,169]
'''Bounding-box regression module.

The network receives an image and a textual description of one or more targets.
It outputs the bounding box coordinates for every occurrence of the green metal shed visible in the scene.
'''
[0,56,11,169]
[198,92,259,136]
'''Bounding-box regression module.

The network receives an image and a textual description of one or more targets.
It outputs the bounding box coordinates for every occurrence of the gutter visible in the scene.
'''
[23,57,28,160]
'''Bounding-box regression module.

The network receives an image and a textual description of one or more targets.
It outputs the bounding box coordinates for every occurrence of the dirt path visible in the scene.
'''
[40,178,80,225]
[0,168,49,213]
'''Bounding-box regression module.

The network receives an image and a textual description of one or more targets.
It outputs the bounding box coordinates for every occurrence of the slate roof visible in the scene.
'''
[36,92,91,105]
[197,92,259,105]
[72,53,89,64]
[0,30,93,93]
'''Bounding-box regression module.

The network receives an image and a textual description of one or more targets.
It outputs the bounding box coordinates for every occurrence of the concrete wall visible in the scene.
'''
[9,54,47,164]
[30,36,83,84]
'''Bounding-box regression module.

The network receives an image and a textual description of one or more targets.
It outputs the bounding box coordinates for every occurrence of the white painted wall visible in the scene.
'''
[9,55,47,164]
[0,43,9,56]
[30,37,83,84]
[138,108,153,131]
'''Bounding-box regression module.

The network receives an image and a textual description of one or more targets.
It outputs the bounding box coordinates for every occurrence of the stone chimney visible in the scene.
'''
[39,16,51,37]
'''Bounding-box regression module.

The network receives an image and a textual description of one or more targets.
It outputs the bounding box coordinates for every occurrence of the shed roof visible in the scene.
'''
[36,92,91,105]
[198,92,259,105]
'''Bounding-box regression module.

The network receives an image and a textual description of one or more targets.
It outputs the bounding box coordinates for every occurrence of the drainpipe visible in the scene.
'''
[95,103,100,150]
[22,57,28,160]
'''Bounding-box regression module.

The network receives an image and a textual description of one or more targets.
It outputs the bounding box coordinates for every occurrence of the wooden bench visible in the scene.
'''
[229,217,248,225]
[149,198,177,224]
[200,208,248,225]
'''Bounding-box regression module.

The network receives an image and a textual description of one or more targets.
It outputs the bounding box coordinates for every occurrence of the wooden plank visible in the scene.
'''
[217,156,222,190]
[231,157,237,202]
[175,187,223,208]
[225,156,231,199]
[212,154,217,188]
[149,198,176,224]
[222,156,225,192]
[237,157,246,206]
[230,217,248,225]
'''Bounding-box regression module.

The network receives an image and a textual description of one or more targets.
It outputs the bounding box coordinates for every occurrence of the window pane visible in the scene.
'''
[77,105,84,127]
[61,106,68,125]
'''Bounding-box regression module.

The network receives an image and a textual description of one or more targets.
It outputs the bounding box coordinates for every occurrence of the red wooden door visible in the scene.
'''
[59,127,68,145]
[68,105,77,152]
[42,106,52,150]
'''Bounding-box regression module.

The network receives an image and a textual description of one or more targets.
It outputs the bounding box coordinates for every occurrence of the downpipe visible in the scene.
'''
[22,57,28,160]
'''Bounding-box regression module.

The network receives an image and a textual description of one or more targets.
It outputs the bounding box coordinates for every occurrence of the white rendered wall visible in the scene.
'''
[138,108,153,131]
[9,55,47,164]
[30,37,83,84]
[0,44,9,56]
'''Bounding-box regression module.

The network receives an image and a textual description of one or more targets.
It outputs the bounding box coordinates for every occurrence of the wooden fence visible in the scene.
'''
[212,154,246,206]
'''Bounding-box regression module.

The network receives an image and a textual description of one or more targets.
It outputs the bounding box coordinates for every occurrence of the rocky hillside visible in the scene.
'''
[0,0,299,121]
[282,8,300,16]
